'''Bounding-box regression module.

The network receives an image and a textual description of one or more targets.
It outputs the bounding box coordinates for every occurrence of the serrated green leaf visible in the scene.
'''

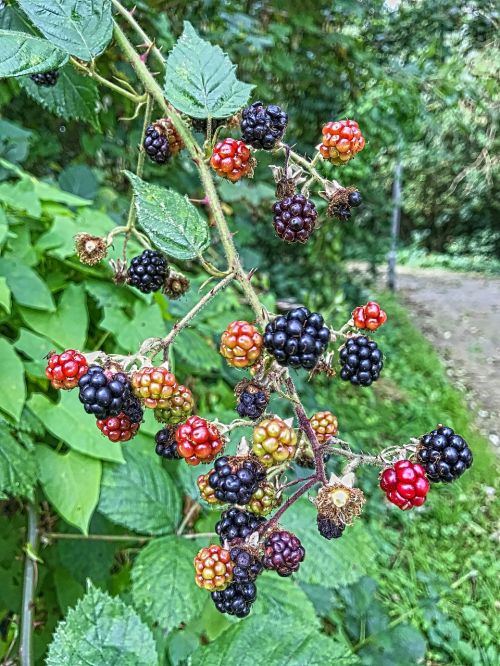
[0,422,36,500]
[32,179,92,206]
[125,172,210,260]
[99,447,181,535]
[17,1,113,61]
[253,573,320,627]
[0,178,41,217]
[27,392,124,463]
[164,22,253,118]
[19,283,88,349]
[188,616,357,666]
[131,535,205,633]
[101,298,166,354]
[0,337,26,422]
[173,328,220,371]
[0,30,68,77]
[280,498,374,589]
[47,582,158,666]
[19,64,101,130]
[0,257,54,311]
[36,446,101,534]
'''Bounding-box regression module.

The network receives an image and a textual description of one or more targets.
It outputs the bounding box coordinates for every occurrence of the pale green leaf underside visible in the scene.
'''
[46,582,158,666]
[0,30,68,77]
[164,21,253,118]
[17,0,113,61]
[125,171,210,260]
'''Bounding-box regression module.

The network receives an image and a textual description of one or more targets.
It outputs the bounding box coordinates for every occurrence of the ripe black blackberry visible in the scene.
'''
[240,101,288,150]
[230,546,263,581]
[263,307,331,370]
[78,367,130,419]
[208,456,265,505]
[127,249,169,294]
[317,515,345,539]
[339,336,383,386]
[211,580,257,618]
[236,388,268,420]
[215,508,265,545]
[30,70,59,86]
[122,394,143,424]
[417,426,473,482]
[154,427,180,459]
[143,125,170,164]
[272,194,318,243]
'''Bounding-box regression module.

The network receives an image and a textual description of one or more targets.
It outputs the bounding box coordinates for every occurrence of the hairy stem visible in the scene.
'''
[264,477,318,532]
[20,503,38,666]
[112,0,166,70]
[70,57,144,103]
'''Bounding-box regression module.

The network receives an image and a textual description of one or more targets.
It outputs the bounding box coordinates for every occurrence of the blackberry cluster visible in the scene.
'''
[240,101,288,150]
[208,456,265,505]
[215,508,265,544]
[263,307,331,369]
[417,426,473,482]
[317,515,345,539]
[78,367,130,419]
[143,125,170,164]
[339,336,383,386]
[122,394,143,424]
[211,546,262,617]
[127,250,169,294]
[236,388,268,420]
[272,194,318,243]
[230,546,263,581]
[263,530,305,577]
[155,427,180,459]
[30,70,59,86]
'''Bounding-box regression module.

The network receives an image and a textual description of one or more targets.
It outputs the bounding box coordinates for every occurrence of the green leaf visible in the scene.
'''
[19,64,101,130]
[46,582,158,666]
[0,178,41,217]
[188,616,357,666]
[253,573,320,627]
[32,179,92,207]
[0,337,26,422]
[27,392,125,463]
[164,22,253,118]
[125,172,210,260]
[281,499,374,589]
[0,257,54,311]
[173,328,220,371]
[99,447,181,535]
[36,446,101,534]
[19,283,88,349]
[101,298,166,354]
[0,422,36,500]
[17,1,113,61]
[0,30,68,77]
[0,277,11,313]
[131,535,205,633]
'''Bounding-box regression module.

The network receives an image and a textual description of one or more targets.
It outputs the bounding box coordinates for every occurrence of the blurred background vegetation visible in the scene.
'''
[0,1,498,664]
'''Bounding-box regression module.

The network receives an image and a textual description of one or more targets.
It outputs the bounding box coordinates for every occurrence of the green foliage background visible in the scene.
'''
[0,1,498,664]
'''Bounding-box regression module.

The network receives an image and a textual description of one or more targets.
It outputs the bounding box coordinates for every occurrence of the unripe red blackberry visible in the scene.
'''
[96,413,139,442]
[240,101,288,149]
[176,416,224,465]
[45,349,88,390]
[127,250,169,294]
[220,321,263,369]
[352,302,387,331]
[380,460,430,510]
[210,138,255,182]
[30,70,59,86]
[320,119,365,165]
[272,194,318,243]
[262,530,305,577]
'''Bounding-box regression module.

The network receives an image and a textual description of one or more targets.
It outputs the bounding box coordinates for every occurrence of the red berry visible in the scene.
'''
[175,415,224,465]
[380,460,430,510]
[319,120,365,165]
[194,544,233,591]
[220,320,263,368]
[352,301,387,331]
[210,138,254,182]
[96,412,139,442]
[45,349,88,390]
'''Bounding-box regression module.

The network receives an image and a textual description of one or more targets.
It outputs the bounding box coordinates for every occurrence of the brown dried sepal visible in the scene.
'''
[109,258,128,285]
[314,483,365,526]
[74,233,107,266]
[326,186,358,219]
[234,379,270,403]
[270,164,306,199]
[164,272,190,300]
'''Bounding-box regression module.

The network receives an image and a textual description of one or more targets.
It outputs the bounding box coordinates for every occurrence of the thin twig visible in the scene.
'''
[176,503,199,536]
[70,57,144,103]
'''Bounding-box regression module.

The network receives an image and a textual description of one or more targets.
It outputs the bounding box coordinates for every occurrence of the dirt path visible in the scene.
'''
[389,266,500,450]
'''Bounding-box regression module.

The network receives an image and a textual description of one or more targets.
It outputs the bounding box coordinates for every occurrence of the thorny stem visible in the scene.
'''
[20,503,38,666]
[279,142,343,192]
[111,0,166,71]
[263,477,318,533]
[70,57,145,103]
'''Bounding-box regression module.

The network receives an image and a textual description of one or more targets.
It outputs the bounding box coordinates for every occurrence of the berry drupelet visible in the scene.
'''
[236,387,268,420]
[208,456,265,505]
[30,70,59,86]
[127,250,169,294]
[339,336,383,386]
[240,101,288,150]
[78,366,130,419]
[263,307,331,369]
[417,426,473,482]
[272,194,318,243]
[215,508,265,545]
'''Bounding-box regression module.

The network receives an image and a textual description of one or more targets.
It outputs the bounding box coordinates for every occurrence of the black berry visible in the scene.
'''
[240,101,288,150]
[348,190,362,207]
[127,249,169,294]
[263,307,331,369]
[78,366,130,419]
[154,427,180,459]
[417,426,473,482]
[317,515,345,539]
[216,508,265,545]
[121,394,143,424]
[143,125,170,164]
[211,580,257,618]
[272,194,318,243]
[208,456,265,505]
[30,70,59,87]
[262,530,305,577]
[236,389,268,420]
[339,336,383,386]
[229,546,263,581]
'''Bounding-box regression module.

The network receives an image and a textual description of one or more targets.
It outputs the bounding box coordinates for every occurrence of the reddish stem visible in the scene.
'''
[264,476,318,532]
